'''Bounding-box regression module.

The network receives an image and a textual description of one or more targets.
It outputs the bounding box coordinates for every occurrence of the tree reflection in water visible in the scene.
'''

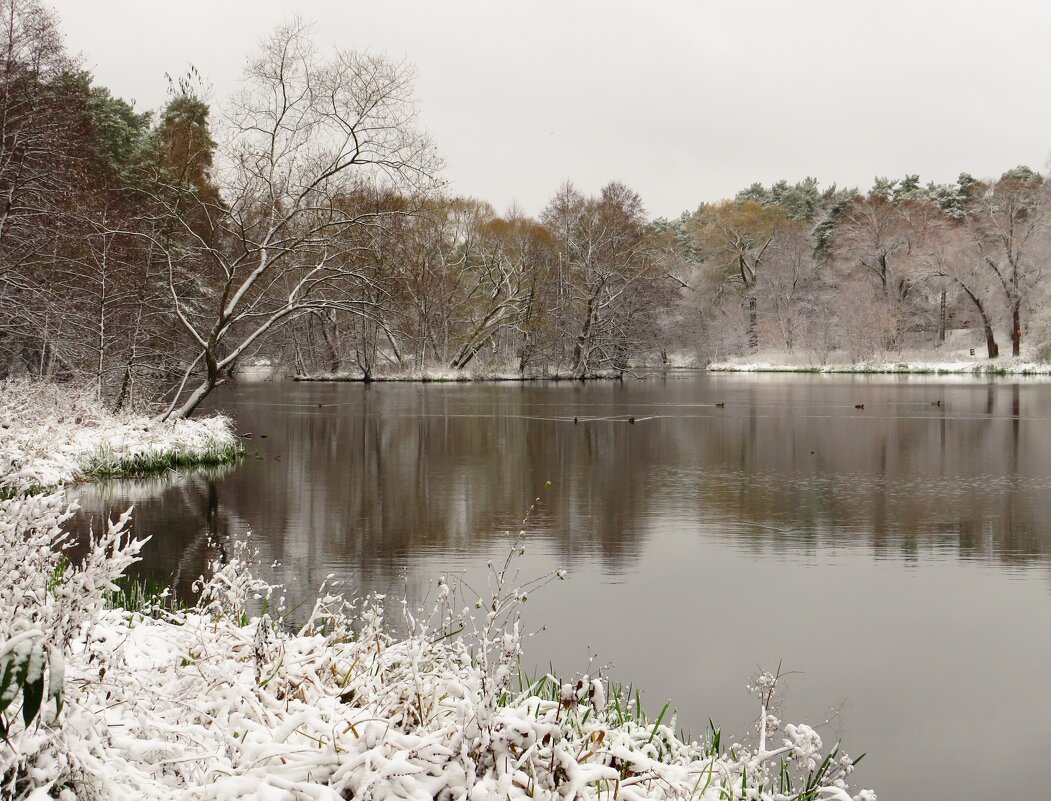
[73,375,1051,598]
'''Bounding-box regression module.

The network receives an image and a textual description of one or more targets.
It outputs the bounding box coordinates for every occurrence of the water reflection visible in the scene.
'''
[74,375,1051,588]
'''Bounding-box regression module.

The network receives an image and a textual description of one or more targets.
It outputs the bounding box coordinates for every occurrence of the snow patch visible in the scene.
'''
[0,380,239,494]
[708,353,1051,375]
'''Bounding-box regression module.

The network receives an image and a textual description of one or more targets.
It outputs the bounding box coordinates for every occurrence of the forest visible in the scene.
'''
[1,0,1049,418]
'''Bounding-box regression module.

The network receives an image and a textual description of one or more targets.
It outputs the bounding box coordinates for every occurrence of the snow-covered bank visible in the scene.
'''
[295,368,626,382]
[708,355,1051,375]
[0,380,241,496]
[1,492,874,801]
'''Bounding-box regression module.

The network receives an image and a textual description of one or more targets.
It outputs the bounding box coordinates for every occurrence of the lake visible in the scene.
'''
[75,373,1051,800]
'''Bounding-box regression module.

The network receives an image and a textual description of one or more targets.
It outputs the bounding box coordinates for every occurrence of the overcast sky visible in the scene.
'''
[50,0,1051,219]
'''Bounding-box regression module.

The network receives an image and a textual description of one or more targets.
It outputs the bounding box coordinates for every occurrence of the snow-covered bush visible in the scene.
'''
[0,379,240,495]
[0,492,144,796]
[0,493,875,801]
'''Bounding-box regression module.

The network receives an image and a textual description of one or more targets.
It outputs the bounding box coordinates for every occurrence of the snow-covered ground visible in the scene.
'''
[0,380,240,495]
[708,351,1051,375]
[296,368,625,382]
[297,367,531,382]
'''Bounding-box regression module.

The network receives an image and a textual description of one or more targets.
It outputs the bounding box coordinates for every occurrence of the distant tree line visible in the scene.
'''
[678,170,1050,363]
[1,0,1049,417]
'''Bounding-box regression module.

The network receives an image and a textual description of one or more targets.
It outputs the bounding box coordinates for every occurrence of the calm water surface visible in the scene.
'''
[76,374,1051,800]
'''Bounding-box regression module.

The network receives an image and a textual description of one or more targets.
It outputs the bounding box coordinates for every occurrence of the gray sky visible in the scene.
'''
[51,0,1051,219]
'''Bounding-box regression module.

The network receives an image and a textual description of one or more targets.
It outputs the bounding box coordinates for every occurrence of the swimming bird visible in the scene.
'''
[573,416,579,424]
[629,416,636,424]
[715,402,725,408]
[931,400,942,407]
[854,404,865,410]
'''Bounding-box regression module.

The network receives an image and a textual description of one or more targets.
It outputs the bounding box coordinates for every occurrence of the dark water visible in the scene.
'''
[75,374,1051,800]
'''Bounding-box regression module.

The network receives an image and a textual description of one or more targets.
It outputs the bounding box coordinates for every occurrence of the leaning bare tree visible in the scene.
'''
[151,20,436,418]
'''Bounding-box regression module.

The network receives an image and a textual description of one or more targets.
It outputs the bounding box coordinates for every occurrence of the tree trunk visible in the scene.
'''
[167,353,220,419]
[452,338,487,371]
[984,324,999,359]
[1011,302,1021,357]
[319,314,342,373]
[113,363,132,413]
[517,346,531,375]
[383,328,404,367]
[943,276,999,360]
[747,296,758,351]
[938,290,946,345]
[167,375,216,419]
[572,295,598,378]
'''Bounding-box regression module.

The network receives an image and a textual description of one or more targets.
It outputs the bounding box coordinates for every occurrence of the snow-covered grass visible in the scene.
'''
[0,380,242,496]
[1,493,875,801]
[708,351,1051,375]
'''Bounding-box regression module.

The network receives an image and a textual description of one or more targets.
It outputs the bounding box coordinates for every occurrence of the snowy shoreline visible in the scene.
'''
[289,357,1051,382]
[706,358,1051,375]
[293,369,629,383]
[0,381,876,800]
[0,380,242,496]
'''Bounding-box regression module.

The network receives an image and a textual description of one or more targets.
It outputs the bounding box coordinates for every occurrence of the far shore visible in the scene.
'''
[290,370,632,383]
[279,358,1051,383]
[705,357,1051,376]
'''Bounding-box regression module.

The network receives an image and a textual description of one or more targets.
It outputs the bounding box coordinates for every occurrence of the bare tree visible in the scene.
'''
[757,219,818,352]
[964,167,1047,357]
[921,218,1003,358]
[153,20,437,417]
[0,0,69,274]
[447,208,556,371]
[0,0,87,375]
[827,192,915,349]
[688,199,789,351]
[542,182,665,377]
